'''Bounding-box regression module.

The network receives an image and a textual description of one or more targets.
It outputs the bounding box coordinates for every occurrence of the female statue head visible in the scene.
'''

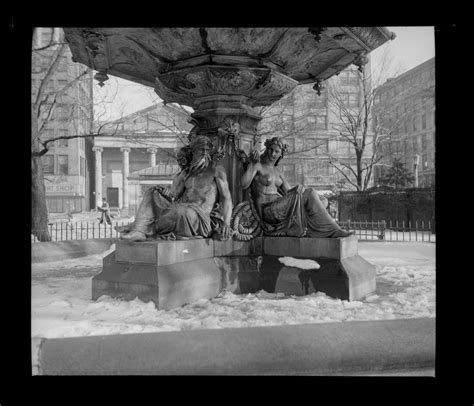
[262,137,288,166]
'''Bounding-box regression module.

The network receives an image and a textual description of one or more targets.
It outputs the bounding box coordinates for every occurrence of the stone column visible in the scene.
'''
[92,146,103,207]
[147,148,157,167]
[121,147,130,211]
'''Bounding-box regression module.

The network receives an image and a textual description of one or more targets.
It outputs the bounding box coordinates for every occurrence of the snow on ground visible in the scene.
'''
[31,241,435,339]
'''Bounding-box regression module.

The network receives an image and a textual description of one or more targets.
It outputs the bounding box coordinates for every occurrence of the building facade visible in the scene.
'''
[258,64,375,193]
[372,57,435,187]
[33,27,94,213]
[92,104,192,215]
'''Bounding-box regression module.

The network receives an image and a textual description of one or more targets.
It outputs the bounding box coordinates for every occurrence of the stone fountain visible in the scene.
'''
[64,27,394,309]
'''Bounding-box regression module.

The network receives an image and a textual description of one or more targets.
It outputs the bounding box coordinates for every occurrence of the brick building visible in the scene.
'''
[33,27,95,213]
[372,57,435,187]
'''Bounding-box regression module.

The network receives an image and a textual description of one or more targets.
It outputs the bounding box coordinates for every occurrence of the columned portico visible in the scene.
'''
[120,147,130,212]
[147,148,157,167]
[92,146,103,207]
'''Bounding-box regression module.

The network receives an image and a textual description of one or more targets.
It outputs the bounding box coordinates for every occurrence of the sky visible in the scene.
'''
[93,26,435,122]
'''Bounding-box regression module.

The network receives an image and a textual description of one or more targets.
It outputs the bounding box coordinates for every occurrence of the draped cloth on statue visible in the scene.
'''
[126,187,223,239]
[259,186,342,238]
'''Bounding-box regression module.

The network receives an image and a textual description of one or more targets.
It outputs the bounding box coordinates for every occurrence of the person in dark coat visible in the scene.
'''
[98,197,112,225]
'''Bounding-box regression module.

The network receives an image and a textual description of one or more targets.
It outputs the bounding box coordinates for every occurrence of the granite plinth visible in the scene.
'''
[93,239,220,310]
[92,235,375,309]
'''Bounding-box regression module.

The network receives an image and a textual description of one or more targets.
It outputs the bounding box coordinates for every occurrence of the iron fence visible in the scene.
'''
[338,219,436,242]
[32,219,436,243]
[31,220,132,243]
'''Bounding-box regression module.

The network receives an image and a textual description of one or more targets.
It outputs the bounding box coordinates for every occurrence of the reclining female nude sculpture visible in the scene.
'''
[117,136,233,242]
[240,137,352,238]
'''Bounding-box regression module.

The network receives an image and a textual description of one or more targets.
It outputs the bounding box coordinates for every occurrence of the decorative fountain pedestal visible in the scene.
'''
[93,235,374,309]
[65,27,392,308]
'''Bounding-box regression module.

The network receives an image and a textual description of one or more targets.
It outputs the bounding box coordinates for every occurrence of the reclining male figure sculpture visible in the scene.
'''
[118,136,233,242]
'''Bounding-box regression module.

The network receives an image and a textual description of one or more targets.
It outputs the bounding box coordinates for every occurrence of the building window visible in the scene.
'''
[349,93,359,107]
[57,138,68,148]
[315,115,327,129]
[41,28,52,46]
[43,129,54,140]
[413,138,418,153]
[80,157,85,177]
[340,70,359,87]
[58,155,69,175]
[57,129,68,147]
[316,139,328,154]
[420,135,426,152]
[413,116,418,132]
[421,114,426,129]
[42,155,54,174]
[404,139,410,155]
[422,154,428,169]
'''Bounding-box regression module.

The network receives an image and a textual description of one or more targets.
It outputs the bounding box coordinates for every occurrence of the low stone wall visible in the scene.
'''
[31,238,118,263]
[33,317,435,375]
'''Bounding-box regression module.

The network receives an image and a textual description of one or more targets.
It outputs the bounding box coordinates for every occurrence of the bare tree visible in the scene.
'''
[31,28,125,240]
[325,50,410,192]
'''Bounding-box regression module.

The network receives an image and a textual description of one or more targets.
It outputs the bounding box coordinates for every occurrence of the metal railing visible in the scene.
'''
[338,219,435,242]
[32,219,436,243]
[31,220,132,243]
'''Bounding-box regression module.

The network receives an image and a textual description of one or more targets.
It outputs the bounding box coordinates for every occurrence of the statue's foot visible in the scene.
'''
[332,229,354,238]
[121,231,147,242]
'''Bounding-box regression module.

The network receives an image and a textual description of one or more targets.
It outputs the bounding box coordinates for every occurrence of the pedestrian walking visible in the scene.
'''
[98,197,112,225]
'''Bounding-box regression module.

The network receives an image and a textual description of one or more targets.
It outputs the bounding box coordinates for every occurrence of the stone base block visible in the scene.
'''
[263,235,358,259]
[115,238,214,265]
[92,235,375,310]
[93,250,221,310]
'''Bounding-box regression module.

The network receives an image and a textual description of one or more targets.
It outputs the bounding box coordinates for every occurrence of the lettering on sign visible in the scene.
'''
[45,183,77,194]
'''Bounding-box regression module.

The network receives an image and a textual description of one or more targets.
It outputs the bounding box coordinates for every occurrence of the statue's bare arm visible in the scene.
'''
[241,161,261,189]
[169,171,186,200]
[215,165,233,239]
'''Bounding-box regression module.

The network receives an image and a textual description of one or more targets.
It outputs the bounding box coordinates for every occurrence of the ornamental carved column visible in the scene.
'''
[120,147,130,211]
[154,62,298,204]
[92,146,103,207]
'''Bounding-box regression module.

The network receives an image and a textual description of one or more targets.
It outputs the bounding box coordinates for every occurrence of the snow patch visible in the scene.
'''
[278,256,320,269]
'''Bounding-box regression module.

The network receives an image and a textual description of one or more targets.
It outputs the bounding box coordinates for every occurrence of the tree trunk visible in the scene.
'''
[31,106,51,241]
[356,150,363,191]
